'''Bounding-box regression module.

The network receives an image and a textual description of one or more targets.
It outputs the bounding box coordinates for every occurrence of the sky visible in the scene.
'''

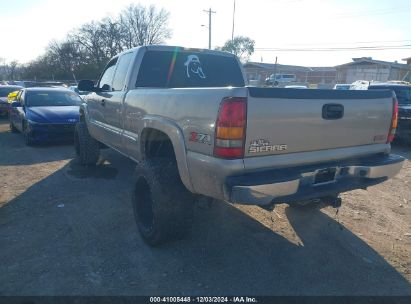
[1,0,411,67]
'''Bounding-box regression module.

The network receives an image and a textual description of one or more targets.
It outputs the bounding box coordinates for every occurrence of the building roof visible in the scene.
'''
[403,57,411,61]
[243,62,336,73]
[336,57,410,69]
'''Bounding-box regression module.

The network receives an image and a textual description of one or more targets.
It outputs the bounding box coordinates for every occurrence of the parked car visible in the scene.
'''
[284,85,308,89]
[0,85,23,116]
[8,81,37,88]
[68,85,89,96]
[34,81,66,88]
[333,84,351,90]
[9,87,81,145]
[367,83,411,144]
[265,74,296,86]
[7,90,21,103]
[75,45,403,246]
[349,80,370,90]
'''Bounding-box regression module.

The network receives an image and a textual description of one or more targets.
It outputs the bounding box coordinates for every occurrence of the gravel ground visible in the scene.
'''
[0,118,410,295]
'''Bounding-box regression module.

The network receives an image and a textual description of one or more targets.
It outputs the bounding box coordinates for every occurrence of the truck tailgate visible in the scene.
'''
[245,87,394,157]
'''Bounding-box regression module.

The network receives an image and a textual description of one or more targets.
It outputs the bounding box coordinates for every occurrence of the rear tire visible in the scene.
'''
[74,122,100,165]
[131,158,194,246]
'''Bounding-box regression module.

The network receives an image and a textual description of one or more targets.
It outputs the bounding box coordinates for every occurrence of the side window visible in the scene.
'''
[98,58,118,90]
[112,53,133,91]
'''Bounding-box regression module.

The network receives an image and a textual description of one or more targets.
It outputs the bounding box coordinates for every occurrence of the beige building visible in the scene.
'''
[243,62,336,88]
[335,57,411,84]
[243,57,411,88]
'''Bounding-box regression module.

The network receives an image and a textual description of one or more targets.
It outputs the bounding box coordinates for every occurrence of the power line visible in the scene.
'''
[332,5,411,18]
[270,39,411,47]
[255,44,411,52]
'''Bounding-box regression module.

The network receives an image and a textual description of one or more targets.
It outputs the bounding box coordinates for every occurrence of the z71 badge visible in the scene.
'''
[249,139,287,153]
[189,132,211,145]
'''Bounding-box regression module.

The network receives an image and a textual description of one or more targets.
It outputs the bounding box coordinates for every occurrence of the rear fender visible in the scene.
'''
[140,116,194,193]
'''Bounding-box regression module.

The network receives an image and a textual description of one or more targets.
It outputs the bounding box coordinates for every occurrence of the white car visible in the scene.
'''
[284,85,308,89]
[265,74,296,85]
[333,84,351,90]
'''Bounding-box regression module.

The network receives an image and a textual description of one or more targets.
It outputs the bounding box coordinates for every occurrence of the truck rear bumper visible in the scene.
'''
[227,154,404,205]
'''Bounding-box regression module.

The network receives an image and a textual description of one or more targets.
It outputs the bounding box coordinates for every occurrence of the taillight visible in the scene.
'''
[214,97,247,159]
[387,96,398,143]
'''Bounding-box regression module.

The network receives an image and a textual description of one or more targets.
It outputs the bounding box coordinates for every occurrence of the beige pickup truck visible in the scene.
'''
[75,45,404,246]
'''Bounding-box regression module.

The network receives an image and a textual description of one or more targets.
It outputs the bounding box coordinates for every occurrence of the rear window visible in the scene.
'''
[369,86,411,105]
[136,50,245,88]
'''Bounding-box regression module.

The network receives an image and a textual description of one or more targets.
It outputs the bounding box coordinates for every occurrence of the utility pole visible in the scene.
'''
[232,0,236,41]
[203,8,216,49]
[273,56,278,86]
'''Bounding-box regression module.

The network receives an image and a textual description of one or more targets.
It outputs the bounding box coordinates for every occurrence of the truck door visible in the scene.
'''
[102,52,133,150]
[87,58,117,143]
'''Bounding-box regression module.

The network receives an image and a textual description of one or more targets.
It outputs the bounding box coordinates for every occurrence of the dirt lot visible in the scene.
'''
[0,117,410,295]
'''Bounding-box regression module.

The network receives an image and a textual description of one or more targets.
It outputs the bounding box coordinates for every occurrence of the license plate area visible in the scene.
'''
[314,168,337,185]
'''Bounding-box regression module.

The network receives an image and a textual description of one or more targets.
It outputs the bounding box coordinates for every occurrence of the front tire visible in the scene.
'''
[131,158,194,246]
[23,124,34,146]
[10,121,18,133]
[74,122,100,165]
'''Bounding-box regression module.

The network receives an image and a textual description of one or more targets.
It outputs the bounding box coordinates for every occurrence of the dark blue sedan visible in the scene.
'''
[9,87,81,145]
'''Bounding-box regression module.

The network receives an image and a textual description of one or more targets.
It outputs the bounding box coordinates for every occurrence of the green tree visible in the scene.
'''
[218,36,255,63]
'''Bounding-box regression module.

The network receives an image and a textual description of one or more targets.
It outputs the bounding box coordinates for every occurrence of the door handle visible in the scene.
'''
[101,99,106,106]
[322,104,344,120]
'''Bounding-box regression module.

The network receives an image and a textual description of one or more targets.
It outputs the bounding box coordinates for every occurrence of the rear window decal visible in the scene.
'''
[184,55,206,79]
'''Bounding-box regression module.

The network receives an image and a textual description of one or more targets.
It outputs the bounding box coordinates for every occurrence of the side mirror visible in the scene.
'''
[78,80,95,92]
[11,101,21,108]
[101,84,111,92]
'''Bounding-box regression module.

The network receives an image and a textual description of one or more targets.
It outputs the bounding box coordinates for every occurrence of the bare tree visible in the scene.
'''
[120,4,172,47]
[20,4,172,81]
[0,57,6,80]
[70,21,107,70]
[6,61,19,80]
[99,17,125,58]
[48,40,81,78]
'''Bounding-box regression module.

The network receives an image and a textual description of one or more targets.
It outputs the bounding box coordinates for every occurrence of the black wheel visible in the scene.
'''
[74,122,100,165]
[10,121,18,133]
[132,158,194,246]
[23,124,34,146]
